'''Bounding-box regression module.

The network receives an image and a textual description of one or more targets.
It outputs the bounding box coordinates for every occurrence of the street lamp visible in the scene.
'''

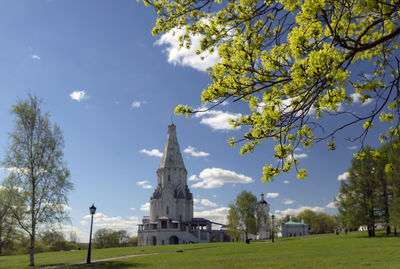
[87,204,96,264]
[271,214,275,243]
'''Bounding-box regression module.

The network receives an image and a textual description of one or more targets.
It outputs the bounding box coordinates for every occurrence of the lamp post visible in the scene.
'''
[271,214,275,243]
[87,204,96,264]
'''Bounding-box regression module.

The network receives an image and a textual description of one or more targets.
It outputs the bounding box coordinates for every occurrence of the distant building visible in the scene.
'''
[137,124,230,246]
[281,220,309,237]
[358,223,385,231]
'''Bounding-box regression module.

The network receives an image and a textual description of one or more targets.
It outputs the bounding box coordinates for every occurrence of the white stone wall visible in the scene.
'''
[138,230,201,246]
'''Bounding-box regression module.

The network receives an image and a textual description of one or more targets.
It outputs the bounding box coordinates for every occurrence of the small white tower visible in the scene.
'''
[256,193,270,239]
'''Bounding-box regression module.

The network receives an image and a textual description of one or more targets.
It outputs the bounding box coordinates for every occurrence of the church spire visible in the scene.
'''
[159,123,185,169]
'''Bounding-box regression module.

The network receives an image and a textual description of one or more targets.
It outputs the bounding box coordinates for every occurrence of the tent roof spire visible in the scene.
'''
[159,123,185,169]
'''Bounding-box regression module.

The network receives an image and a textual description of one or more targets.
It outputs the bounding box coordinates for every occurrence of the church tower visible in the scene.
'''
[150,123,193,222]
[138,124,230,246]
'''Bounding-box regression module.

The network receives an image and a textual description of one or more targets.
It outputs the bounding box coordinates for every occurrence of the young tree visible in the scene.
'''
[386,142,400,234]
[93,228,119,248]
[40,229,65,244]
[143,0,400,182]
[227,203,241,242]
[373,146,392,235]
[227,191,257,241]
[2,95,72,265]
[115,230,130,247]
[293,209,337,234]
[336,142,400,236]
[337,147,380,237]
[296,210,317,229]
[129,236,138,247]
[69,230,79,244]
[0,187,16,255]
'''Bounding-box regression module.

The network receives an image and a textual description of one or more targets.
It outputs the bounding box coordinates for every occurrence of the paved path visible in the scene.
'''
[37,246,220,268]
[38,252,160,269]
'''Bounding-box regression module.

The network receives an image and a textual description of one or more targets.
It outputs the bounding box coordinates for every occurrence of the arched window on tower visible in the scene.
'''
[168,175,171,181]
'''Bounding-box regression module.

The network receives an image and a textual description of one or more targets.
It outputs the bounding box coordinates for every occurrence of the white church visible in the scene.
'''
[137,123,230,246]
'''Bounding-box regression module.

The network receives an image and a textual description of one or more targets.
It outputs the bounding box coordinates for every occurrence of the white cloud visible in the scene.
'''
[140,202,150,212]
[137,180,153,189]
[189,175,200,181]
[197,198,217,207]
[61,204,72,211]
[1,167,29,174]
[274,206,325,217]
[184,146,210,157]
[287,153,308,161]
[193,199,204,210]
[283,180,290,184]
[326,202,336,208]
[31,55,40,60]
[193,198,217,209]
[131,101,147,108]
[293,153,308,159]
[347,145,358,150]
[351,93,373,106]
[266,193,279,198]
[131,101,142,108]
[257,99,316,118]
[83,213,139,237]
[337,171,349,181]
[194,207,229,224]
[283,199,295,205]
[191,168,253,189]
[140,149,163,157]
[155,29,220,72]
[130,207,135,211]
[195,110,242,131]
[258,96,347,119]
[69,90,89,102]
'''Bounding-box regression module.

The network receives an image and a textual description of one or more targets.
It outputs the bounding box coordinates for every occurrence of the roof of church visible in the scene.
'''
[159,123,185,169]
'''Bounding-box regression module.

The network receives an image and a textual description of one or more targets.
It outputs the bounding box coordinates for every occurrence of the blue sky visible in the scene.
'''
[0,0,386,242]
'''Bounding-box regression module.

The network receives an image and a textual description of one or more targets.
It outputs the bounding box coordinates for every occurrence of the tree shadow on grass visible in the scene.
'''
[66,261,145,268]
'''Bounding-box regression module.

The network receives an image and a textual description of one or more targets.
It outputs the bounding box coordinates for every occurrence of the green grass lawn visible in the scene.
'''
[2,231,399,269]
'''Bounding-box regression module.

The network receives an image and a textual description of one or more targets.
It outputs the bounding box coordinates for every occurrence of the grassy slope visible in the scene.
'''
[2,231,399,269]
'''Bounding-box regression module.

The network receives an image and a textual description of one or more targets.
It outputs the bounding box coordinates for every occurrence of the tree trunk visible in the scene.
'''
[386,225,391,235]
[0,222,3,256]
[369,196,375,237]
[382,178,390,235]
[30,232,35,266]
[30,177,35,266]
